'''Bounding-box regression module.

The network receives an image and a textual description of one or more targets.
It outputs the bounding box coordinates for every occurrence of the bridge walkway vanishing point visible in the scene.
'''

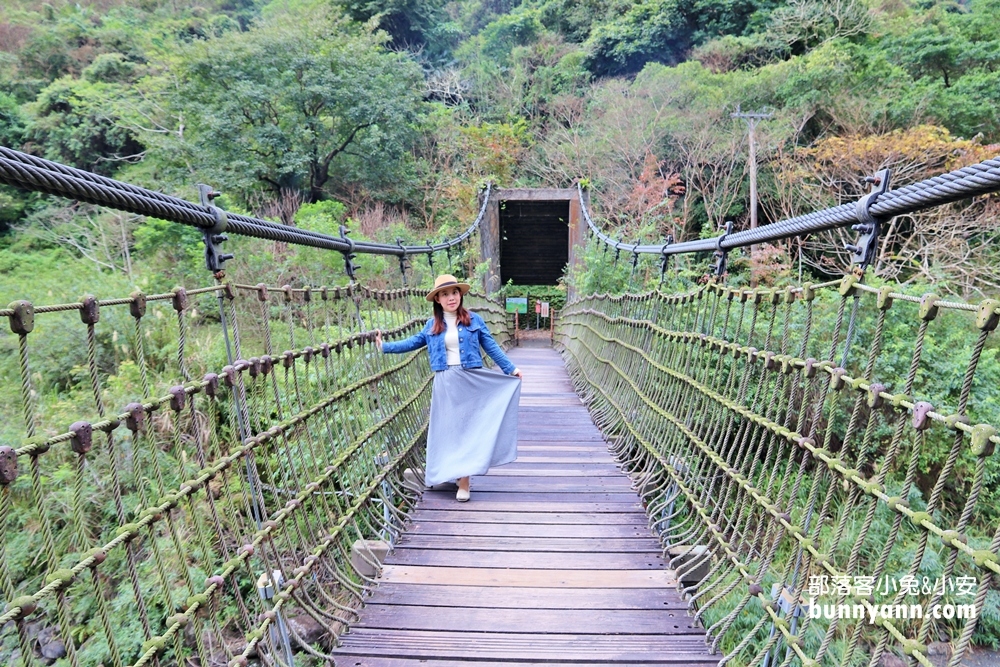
[333,344,714,666]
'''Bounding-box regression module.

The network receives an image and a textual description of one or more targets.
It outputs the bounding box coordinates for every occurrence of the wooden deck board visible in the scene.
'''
[335,629,717,663]
[333,346,711,665]
[355,606,704,634]
[395,535,662,552]
[414,499,643,512]
[338,660,710,667]
[385,549,665,569]
[408,508,650,525]
[401,521,655,538]
[354,584,689,609]
[377,565,677,588]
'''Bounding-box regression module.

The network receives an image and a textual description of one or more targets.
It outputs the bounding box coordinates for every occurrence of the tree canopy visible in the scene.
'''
[127,7,425,213]
[0,0,999,295]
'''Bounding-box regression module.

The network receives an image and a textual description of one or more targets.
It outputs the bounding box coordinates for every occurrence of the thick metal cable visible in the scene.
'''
[0,146,489,256]
[577,157,1000,256]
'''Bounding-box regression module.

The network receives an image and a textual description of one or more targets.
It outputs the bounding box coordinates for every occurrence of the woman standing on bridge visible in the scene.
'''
[375,274,523,502]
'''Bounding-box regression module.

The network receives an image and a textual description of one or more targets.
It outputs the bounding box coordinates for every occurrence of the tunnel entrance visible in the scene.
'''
[478,188,589,294]
[499,200,569,285]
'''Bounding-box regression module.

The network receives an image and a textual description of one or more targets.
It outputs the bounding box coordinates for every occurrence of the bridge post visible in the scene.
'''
[479,187,501,294]
[567,186,589,276]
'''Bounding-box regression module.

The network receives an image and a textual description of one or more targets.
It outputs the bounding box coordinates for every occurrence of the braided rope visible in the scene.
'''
[557,278,1000,667]
[0,277,510,666]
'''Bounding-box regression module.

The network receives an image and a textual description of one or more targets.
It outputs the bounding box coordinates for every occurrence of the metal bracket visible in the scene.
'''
[444,236,453,271]
[396,237,409,287]
[426,245,435,271]
[198,184,233,274]
[339,225,358,281]
[659,235,674,285]
[714,221,733,278]
[629,248,640,281]
[845,168,891,269]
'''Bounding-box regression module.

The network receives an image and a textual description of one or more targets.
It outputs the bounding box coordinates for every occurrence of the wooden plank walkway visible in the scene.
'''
[334,345,714,666]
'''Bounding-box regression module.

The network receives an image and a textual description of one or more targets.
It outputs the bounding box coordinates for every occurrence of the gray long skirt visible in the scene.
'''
[425,366,521,486]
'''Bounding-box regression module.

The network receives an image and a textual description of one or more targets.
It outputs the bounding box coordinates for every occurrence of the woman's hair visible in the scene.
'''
[431,296,471,335]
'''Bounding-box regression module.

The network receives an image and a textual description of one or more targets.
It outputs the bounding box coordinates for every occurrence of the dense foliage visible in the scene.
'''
[0,0,998,294]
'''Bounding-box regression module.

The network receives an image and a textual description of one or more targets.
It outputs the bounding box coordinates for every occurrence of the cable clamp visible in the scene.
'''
[714,221,733,278]
[396,237,409,286]
[339,225,358,280]
[198,184,233,274]
[846,168,891,268]
[659,235,674,285]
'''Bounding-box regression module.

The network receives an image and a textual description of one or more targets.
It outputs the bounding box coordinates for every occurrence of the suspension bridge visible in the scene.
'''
[0,146,999,667]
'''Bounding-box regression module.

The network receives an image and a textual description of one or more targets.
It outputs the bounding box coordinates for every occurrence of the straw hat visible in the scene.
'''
[426,274,471,302]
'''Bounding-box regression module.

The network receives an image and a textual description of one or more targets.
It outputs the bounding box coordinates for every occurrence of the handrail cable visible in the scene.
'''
[578,156,1000,256]
[0,146,489,257]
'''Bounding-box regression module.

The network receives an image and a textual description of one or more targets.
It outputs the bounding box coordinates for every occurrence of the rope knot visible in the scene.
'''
[970,423,997,457]
[79,294,100,325]
[918,293,939,321]
[4,595,37,620]
[169,385,186,411]
[129,290,147,318]
[911,401,934,431]
[171,286,188,312]
[203,373,220,397]
[125,402,146,432]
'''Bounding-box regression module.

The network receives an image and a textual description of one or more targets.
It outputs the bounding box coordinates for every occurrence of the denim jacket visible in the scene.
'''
[381,311,517,375]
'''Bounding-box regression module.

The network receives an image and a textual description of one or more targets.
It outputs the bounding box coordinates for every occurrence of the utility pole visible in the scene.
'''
[729,104,774,287]
[731,106,773,259]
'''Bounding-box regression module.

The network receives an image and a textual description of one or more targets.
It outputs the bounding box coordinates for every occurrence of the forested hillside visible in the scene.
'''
[1,0,999,294]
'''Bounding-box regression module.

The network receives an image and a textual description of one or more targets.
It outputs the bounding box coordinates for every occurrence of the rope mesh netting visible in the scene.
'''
[558,279,1000,667]
[0,280,508,667]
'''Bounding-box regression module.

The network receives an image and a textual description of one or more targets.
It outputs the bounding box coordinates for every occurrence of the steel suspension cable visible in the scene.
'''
[578,156,1000,257]
[0,146,489,257]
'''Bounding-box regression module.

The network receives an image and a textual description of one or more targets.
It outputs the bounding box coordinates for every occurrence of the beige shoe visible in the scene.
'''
[456,487,470,502]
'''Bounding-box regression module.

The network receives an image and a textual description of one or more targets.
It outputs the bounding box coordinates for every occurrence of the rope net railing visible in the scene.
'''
[557,279,1000,667]
[0,278,509,666]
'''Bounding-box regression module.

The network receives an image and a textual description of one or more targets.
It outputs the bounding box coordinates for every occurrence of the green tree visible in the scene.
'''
[338,0,461,61]
[582,0,690,76]
[27,76,144,173]
[476,8,547,63]
[151,7,425,210]
[887,24,966,87]
[0,91,25,148]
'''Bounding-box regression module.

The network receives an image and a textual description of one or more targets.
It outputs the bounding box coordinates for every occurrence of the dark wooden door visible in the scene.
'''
[499,200,569,285]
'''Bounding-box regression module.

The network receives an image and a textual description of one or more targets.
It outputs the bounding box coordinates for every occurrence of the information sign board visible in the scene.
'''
[505,297,528,314]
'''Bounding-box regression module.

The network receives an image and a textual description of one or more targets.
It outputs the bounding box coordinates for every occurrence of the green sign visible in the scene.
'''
[505,297,528,314]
